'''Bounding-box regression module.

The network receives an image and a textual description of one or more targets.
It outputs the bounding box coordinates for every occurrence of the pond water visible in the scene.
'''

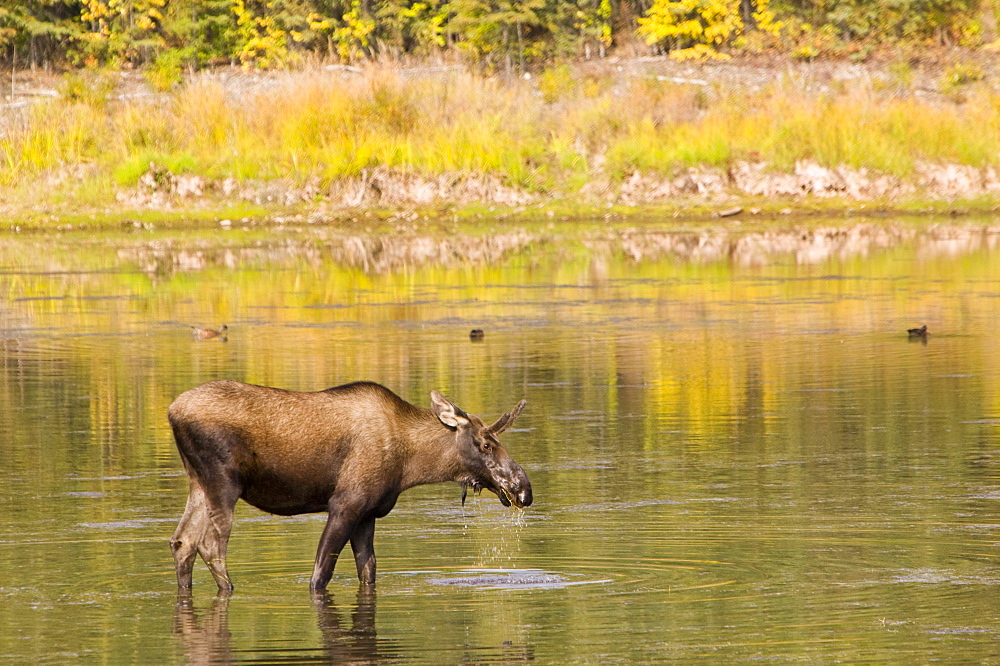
[2,219,1000,662]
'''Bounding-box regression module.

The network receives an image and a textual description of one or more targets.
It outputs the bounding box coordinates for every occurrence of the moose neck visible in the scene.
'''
[399,410,465,490]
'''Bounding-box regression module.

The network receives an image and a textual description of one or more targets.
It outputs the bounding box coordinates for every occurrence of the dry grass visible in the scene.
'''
[2,63,1000,205]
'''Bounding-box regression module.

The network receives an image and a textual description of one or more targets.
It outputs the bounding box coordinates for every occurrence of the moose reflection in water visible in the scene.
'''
[174,590,388,663]
[168,380,531,592]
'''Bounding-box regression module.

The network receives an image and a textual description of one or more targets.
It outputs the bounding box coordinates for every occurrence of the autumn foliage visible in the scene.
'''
[0,1,996,73]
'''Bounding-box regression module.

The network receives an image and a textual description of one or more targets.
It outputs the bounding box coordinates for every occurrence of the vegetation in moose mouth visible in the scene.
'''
[499,487,518,508]
[460,480,520,508]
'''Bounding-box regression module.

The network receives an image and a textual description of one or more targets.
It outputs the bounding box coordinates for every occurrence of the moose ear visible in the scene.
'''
[431,391,469,428]
[487,399,526,435]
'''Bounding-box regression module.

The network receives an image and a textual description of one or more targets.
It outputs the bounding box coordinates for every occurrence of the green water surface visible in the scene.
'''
[2,220,1000,662]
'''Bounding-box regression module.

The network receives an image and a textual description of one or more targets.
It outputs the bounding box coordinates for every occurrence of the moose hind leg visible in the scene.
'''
[199,487,240,593]
[171,483,210,590]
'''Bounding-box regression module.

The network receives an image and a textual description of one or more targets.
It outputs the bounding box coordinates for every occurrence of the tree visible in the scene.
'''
[375,0,449,57]
[0,1,84,69]
[449,0,546,71]
[78,0,168,64]
[158,0,238,65]
[545,0,613,59]
[637,0,781,58]
[775,0,981,45]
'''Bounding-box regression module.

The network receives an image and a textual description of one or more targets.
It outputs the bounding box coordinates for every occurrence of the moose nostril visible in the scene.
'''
[518,488,533,507]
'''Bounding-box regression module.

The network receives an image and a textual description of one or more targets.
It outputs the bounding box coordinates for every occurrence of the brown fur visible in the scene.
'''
[168,380,530,592]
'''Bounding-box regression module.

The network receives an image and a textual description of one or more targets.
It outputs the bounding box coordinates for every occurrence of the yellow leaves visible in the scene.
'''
[307,2,376,62]
[637,0,739,55]
[332,1,376,62]
[397,2,448,49]
[670,44,732,61]
[575,0,613,48]
[232,0,291,69]
[401,2,430,20]
[638,0,782,59]
[80,0,112,22]
[429,13,447,48]
[753,6,783,37]
[80,0,163,39]
[307,13,335,33]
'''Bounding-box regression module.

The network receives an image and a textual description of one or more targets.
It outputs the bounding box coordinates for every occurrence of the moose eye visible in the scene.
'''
[480,441,492,452]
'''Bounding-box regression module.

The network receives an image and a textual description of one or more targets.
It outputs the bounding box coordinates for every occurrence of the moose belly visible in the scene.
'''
[240,474,333,515]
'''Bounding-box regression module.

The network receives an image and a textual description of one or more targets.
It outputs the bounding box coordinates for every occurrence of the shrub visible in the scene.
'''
[637,0,782,59]
[145,48,194,91]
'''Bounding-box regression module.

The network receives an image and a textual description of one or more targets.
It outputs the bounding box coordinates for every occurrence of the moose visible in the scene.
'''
[168,380,531,593]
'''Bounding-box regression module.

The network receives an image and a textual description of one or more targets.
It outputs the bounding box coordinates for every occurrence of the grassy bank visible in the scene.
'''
[3,59,1000,226]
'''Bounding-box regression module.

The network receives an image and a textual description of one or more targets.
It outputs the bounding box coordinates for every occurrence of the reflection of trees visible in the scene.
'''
[3,229,1000,571]
[5,228,1000,661]
[1,231,1000,481]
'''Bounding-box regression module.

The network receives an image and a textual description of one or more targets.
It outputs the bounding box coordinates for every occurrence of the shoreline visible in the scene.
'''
[6,205,998,273]
[6,151,1000,233]
[4,173,997,236]
[4,56,1000,234]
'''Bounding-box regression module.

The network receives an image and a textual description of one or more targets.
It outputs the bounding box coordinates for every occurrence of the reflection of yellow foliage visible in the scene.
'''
[1,231,999,451]
[4,230,1000,658]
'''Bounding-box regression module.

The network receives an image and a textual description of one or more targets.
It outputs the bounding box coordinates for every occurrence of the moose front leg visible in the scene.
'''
[350,517,377,586]
[311,509,356,591]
